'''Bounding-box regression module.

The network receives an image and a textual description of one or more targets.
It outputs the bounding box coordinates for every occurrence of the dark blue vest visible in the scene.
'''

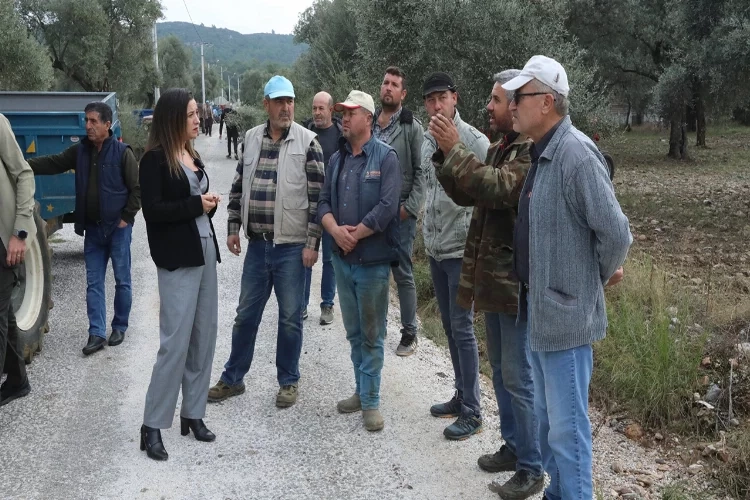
[330,137,399,266]
[74,134,129,236]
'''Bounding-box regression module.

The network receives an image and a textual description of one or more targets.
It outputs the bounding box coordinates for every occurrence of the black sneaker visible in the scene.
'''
[478,444,518,472]
[488,469,544,499]
[302,308,309,320]
[443,414,483,440]
[430,390,463,418]
[395,331,417,356]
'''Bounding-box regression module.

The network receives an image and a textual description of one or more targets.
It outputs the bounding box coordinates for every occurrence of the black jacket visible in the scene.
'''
[139,148,221,271]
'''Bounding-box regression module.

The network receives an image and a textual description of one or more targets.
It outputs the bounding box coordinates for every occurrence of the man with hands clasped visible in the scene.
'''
[318,90,402,432]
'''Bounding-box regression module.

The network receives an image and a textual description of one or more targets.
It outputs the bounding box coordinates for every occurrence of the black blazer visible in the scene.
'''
[139,148,221,271]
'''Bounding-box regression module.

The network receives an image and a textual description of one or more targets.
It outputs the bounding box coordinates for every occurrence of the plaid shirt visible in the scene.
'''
[227,123,325,251]
[373,107,402,144]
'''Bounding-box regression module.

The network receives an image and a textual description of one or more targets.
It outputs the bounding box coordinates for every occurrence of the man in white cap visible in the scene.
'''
[318,90,401,432]
[208,75,325,409]
[500,56,632,500]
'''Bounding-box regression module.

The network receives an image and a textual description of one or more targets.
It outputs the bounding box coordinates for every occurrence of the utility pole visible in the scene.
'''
[200,43,206,105]
[152,23,160,103]
[236,74,240,104]
[228,73,231,102]
[218,64,224,99]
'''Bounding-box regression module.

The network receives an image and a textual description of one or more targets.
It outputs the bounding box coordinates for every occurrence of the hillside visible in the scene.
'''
[157,22,307,67]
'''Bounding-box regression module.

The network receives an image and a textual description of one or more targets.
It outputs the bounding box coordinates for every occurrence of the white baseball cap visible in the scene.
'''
[334,90,376,115]
[501,55,570,97]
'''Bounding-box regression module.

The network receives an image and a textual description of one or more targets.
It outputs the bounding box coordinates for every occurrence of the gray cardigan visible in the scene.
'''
[524,116,632,352]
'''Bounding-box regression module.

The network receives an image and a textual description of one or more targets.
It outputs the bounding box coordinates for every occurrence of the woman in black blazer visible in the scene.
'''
[139,88,221,461]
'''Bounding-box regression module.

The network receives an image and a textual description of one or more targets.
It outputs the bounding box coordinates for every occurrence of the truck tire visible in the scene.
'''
[12,209,52,364]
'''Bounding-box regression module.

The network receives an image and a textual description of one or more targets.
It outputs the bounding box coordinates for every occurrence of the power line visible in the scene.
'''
[181,0,203,44]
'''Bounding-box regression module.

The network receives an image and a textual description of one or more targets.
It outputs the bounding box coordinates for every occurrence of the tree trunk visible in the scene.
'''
[696,93,707,147]
[625,101,632,132]
[686,103,697,132]
[668,113,688,159]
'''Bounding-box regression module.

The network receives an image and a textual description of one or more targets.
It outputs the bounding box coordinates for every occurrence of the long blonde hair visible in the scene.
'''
[145,88,197,177]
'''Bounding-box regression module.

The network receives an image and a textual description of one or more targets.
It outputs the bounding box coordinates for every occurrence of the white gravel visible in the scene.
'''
[0,133,682,500]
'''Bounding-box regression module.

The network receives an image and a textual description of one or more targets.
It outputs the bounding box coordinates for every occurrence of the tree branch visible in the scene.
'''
[614,65,659,83]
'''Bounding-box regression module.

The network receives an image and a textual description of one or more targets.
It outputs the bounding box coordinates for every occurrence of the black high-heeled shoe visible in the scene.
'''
[140,424,168,460]
[180,417,216,442]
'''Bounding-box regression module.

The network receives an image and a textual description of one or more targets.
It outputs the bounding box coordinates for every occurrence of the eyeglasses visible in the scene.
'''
[512,91,553,104]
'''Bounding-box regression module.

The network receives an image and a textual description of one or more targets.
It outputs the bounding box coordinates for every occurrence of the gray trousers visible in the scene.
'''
[143,238,218,429]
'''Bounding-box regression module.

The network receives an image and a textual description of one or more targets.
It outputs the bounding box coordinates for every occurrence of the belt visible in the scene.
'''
[250,232,274,241]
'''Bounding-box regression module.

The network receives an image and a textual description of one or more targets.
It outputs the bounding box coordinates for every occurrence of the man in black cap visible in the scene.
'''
[421,72,490,440]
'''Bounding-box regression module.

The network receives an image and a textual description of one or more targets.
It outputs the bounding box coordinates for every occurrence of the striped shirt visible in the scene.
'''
[227,122,325,251]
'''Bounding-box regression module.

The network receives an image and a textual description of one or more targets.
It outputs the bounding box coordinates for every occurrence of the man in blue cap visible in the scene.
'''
[208,75,326,409]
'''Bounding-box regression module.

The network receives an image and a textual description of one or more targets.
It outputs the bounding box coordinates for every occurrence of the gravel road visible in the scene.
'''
[0,132,676,500]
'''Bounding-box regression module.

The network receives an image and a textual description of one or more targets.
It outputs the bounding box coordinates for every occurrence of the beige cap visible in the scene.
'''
[334,90,375,115]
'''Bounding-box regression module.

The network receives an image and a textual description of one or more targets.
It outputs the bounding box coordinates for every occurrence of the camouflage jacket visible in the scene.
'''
[433,132,532,313]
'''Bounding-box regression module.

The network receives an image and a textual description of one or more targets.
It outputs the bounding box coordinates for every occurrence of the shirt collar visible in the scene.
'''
[264,120,290,141]
[374,107,402,130]
[530,118,564,162]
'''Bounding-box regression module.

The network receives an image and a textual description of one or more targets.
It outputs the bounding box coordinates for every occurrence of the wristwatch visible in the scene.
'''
[13,229,28,240]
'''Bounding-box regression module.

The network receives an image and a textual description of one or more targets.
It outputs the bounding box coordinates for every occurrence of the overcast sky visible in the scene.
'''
[159,0,315,35]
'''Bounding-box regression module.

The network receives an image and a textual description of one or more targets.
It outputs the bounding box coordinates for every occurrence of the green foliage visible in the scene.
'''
[0,1,53,90]
[157,22,307,68]
[192,67,220,103]
[293,0,615,135]
[118,101,149,160]
[223,106,265,137]
[17,0,161,96]
[593,256,707,429]
[159,35,193,90]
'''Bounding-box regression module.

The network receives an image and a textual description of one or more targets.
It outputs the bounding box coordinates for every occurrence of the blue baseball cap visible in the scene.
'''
[264,75,295,99]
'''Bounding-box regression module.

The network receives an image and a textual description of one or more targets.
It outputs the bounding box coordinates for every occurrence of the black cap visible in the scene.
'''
[422,72,456,98]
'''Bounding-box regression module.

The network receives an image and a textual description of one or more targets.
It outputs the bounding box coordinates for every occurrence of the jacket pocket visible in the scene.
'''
[543,287,579,307]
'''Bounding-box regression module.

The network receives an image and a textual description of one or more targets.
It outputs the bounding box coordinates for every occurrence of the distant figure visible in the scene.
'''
[204,103,214,137]
[220,107,239,160]
[139,88,222,461]
[28,102,141,356]
[0,113,36,407]
[197,103,205,136]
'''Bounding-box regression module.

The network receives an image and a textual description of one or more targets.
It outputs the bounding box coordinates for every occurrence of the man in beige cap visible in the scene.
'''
[318,90,402,431]
[500,55,631,500]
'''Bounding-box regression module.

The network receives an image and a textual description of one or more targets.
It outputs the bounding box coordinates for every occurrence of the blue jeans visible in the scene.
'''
[332,254,390,410]
[84,223,132,339]
[484,311,542,476]
[220,240,305,387]
[429,257,480,416]
[530,341,594,500]
[391,215,417,336]
[304,232,336,309]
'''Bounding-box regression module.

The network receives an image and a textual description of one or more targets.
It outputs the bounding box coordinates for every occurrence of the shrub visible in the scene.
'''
[593,255,708,429]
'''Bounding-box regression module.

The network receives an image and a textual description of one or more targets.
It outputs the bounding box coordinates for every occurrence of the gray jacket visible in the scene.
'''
[524,116,632,352]
[422,110,490,260]
[375,108,425,218]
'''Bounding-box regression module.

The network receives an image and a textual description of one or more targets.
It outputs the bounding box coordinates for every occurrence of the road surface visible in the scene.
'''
[0,132,534,500]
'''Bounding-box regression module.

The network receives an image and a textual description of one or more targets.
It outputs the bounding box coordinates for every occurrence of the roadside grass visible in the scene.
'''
[593,254,707,430]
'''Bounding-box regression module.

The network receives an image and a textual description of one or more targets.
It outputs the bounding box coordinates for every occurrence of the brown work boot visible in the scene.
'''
[276,384,298,408]
[207,380,245,403]
[363,409,384,432]
[337,393,361,413]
